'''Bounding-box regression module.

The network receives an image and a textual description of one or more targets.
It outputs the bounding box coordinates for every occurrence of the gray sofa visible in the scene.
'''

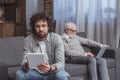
[0,35,120,80]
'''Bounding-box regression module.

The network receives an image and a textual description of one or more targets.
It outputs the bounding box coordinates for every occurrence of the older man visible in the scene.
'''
[61,22,110,80]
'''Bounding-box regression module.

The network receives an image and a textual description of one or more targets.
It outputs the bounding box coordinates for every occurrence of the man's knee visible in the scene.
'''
[89,57,96,63]
[97,58,107,65]
[16,69,26,80]
[55,69,68,80]
[26,70,41,80]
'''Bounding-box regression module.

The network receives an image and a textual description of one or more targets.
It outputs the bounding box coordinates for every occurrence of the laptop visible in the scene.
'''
[95,47,107,59]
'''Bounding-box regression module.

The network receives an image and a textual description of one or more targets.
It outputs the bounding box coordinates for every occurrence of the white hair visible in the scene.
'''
[64,22,76,30]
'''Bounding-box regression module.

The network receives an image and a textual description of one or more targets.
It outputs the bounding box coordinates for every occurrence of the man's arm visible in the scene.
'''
[62,38,71,56]
[78,36,109,47]
[21,38,32,71]
[52,34,65,72]
[37,62,56,72]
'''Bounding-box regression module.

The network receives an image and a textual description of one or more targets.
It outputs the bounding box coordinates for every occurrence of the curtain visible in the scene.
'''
[53,0,117,47]
[26,0,44,30]
[116,0,120,47]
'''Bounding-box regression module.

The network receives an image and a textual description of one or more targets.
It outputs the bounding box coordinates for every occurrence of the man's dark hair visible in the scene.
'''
[30,12,51,34]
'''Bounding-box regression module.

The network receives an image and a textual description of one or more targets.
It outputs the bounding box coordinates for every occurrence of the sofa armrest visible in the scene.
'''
[115,48,120,80]
[0,61,8,80]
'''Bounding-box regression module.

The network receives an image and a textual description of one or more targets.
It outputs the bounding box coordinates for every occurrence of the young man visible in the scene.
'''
[16,12,68,80]
[61,22,110,80]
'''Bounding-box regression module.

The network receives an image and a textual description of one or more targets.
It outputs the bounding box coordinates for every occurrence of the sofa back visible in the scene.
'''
[77,32,86,38]
[0,36,24,67]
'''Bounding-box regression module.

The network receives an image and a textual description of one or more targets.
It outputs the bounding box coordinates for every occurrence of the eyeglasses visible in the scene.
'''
[35,24,48,28]
[68,29,76,32]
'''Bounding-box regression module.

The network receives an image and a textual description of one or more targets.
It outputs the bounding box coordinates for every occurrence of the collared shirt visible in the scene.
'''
[22,32,65,72]
[62,33,75,39]
[62,33,69,39]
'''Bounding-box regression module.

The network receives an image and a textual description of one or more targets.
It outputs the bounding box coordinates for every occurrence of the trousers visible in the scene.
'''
[66,56,110,80]
[16,69,68,80]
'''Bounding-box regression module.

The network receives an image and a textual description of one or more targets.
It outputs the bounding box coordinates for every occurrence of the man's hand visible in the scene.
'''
[85,52,94,57]
[101,44,110,48]
[37,62,50,73]
[24,57,29,71]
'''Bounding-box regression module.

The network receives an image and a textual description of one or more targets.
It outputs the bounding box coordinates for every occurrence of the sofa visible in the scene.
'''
[0,34,120,80]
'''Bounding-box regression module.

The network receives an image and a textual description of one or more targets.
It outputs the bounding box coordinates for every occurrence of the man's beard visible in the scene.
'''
[36,32,48,39]
[68,34,75,38]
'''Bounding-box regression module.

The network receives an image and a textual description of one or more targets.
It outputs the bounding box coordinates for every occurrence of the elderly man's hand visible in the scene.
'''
[85,52,94,57]
[101,44,110,48]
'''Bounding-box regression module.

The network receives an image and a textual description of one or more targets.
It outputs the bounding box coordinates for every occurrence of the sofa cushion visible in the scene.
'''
[105,58,115,68]
[65,63,88,76]
[0,37,24,67]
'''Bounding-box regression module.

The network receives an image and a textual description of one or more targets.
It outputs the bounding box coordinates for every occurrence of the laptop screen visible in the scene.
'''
[96,47,106,59]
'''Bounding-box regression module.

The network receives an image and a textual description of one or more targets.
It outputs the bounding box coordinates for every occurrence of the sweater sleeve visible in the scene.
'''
[52,34,65,72]
[79,36,103,47]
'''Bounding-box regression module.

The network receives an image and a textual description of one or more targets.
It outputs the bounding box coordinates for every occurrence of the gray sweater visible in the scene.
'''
[22,32,65,72]
[61,34,103,56]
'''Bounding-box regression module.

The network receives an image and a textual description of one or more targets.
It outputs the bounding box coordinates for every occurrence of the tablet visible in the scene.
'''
[25,53,45,73]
